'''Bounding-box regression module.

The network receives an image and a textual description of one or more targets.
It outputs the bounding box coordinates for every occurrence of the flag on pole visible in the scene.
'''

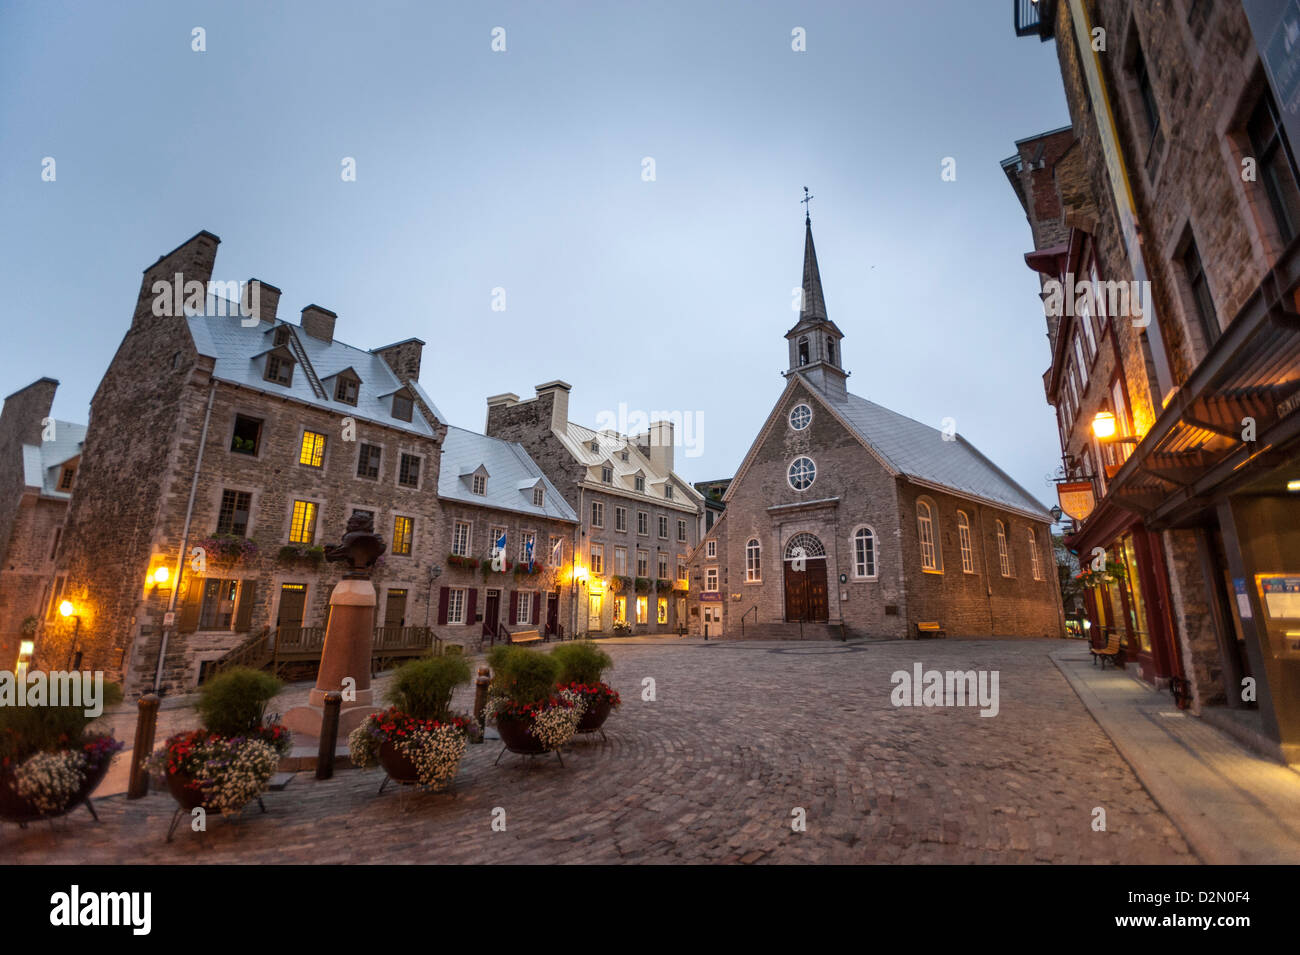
[493,530,507,570]
[525,536,535,572]
[550,536,563,567]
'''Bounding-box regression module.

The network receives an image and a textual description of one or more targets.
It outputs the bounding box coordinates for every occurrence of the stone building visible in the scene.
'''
[0,379,85,671]
[690,216,1065,640]
[434,424,577,643]
[485,382,704,635]
[1010,0,1300,762]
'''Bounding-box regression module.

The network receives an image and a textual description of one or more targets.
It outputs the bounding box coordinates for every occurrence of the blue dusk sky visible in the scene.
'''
[0,1,1069,503]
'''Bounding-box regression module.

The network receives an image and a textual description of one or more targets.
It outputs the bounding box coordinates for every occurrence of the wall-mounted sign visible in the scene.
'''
[1057,481,1096,521]
[1234,578,1253,620]
[700,592,721,601]
[1257,574,1300,657]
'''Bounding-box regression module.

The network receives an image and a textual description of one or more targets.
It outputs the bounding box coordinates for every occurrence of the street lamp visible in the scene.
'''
[1091,411,1140,444]
[59,600,82,670]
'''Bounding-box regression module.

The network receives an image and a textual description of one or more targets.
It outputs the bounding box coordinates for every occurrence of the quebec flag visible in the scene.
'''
[494,530,507,556]
[550,536,563,566]
[525,536,535,572]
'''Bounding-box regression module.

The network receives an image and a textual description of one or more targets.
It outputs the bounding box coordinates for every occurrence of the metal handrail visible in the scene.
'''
[740,605,758,636]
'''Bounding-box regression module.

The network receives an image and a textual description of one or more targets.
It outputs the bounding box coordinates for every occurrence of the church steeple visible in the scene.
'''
[785,193,848,396]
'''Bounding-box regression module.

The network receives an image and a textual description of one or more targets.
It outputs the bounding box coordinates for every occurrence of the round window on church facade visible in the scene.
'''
[789,403,812,431]
[788,456,816,490]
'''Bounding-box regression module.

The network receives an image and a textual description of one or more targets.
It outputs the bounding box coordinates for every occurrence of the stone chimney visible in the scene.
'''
[134,230,219,329]
[373,338,425,385]
[241,278,281,325]
[300,305,337,343]
[535,380,572,434]
[636,419,674,475]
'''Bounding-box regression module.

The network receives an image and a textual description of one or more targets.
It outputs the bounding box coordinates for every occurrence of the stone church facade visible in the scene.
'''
[691,218,1066,640]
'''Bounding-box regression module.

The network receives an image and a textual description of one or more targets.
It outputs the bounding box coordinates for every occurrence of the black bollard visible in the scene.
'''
[316,691,342,780]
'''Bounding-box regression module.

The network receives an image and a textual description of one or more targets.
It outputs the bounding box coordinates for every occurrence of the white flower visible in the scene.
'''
[13,750,87,814]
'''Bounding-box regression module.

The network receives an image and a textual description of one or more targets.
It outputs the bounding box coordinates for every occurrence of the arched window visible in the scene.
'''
[784,533,826,560]
[826,337,836,365]
[787,456,816,490]
[956,511,975,574]
[852,526,876,579]
[996,520,1012,577]
[917,500,940,571]
[797,336,810,366]
[1028,528,1042,580]
[745,538,761,582]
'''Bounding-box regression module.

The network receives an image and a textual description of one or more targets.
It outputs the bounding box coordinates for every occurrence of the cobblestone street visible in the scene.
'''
[4,639,1195,864]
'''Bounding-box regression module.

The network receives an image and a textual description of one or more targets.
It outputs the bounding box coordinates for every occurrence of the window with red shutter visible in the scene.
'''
[437,586,449,626]
[509,591,519,627]
[466,588,478,627]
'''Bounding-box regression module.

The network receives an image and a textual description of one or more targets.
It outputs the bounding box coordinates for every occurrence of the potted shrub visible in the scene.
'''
[348,654,476,792]
[552,641,620,737]
[634,577,652,594]
[0,681,124,825]
[485,645,583,763]
[148,667,290,839]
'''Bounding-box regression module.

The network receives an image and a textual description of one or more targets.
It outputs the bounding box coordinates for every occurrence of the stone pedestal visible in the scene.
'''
[283,578,380,739]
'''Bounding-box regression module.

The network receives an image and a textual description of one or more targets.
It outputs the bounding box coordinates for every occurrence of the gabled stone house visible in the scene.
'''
[0,378,85,670]
[42,231,450,694]
[485,382,705,635]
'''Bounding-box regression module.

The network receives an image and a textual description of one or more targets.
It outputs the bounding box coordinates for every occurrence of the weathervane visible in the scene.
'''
[802,186,814,222]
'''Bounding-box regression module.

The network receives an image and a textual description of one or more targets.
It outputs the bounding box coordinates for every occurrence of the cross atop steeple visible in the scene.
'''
[801,186,814,223]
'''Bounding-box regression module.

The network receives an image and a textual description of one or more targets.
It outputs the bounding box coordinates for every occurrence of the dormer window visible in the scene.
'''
[621,450,629,461]
[665,484,673,500]
[634,475,645,492]
[472,474,486,495]
[590,439,600,452]
[392,393,414,422]
[59,465,76,490]
[265,354,293,385]
[335,376,358,406]
[601,466,613,484]
[273,325,291,347]
[533,487,544,507]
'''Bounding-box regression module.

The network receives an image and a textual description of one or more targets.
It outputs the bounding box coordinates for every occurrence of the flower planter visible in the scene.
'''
[577,697,613,734]
[164,770,208,812]
[0,757,113,824]
[496,713,547,755]
[377,739,421,784]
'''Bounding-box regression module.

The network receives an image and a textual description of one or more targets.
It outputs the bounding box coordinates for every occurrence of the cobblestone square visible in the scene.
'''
[5,639,1194,864]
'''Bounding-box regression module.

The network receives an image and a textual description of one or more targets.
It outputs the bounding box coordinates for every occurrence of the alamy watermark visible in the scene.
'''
[150,276,261,327]
[592,403,704,459]
[890,662,999,717]
[0,669,107,718]
[1041,272,1152,328]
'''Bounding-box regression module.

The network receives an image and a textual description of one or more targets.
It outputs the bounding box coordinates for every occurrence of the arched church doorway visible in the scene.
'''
[783,533,829,622]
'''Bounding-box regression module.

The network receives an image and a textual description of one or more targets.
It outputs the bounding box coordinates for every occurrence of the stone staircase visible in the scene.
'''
[728,621,850,642]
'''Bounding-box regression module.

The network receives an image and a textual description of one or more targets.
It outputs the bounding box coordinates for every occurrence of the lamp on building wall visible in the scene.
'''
[59,600,82,670]
[1091,411,1140,444]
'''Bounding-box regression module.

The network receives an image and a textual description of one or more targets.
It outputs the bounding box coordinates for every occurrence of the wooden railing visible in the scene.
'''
[206,624,440,682]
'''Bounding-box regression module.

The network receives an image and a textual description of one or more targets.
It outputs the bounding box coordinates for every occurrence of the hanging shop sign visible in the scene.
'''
[1057,481,1097,521]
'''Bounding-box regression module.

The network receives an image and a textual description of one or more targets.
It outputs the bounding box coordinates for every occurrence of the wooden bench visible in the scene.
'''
[913,621,947,640]
[1090,630,1122,668]
[508,629,542,645]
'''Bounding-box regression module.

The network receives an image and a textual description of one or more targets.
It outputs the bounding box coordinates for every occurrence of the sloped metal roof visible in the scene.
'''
[803,376,1051,519]
[437,425,577,522]
[22,420,87,497]
[553,421,705,511]
[184,297,444,436]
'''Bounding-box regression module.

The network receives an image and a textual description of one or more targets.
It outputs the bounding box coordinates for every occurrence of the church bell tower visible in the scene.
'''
[785,192,848,397]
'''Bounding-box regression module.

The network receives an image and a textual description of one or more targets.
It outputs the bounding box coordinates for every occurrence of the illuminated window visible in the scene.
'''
[636,595,648,624]
[299,430,326,467]
[289,500,317,544]
[393,515,414,556]
[657,598,668,624]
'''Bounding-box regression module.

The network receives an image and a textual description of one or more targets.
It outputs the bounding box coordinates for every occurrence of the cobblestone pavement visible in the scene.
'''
[5,639,1194,864]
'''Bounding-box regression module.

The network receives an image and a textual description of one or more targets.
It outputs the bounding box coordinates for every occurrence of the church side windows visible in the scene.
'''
[1028,528,1043,581]
[789,403,812,431]
[787,456,816,491]
[997,520,1013,577]
[957,511,975,574]
[917,499,941,572]
[852,526,877,579]
[745,538,761,582]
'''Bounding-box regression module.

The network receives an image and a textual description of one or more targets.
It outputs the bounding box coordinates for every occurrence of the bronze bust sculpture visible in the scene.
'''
[325,512,387,578]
